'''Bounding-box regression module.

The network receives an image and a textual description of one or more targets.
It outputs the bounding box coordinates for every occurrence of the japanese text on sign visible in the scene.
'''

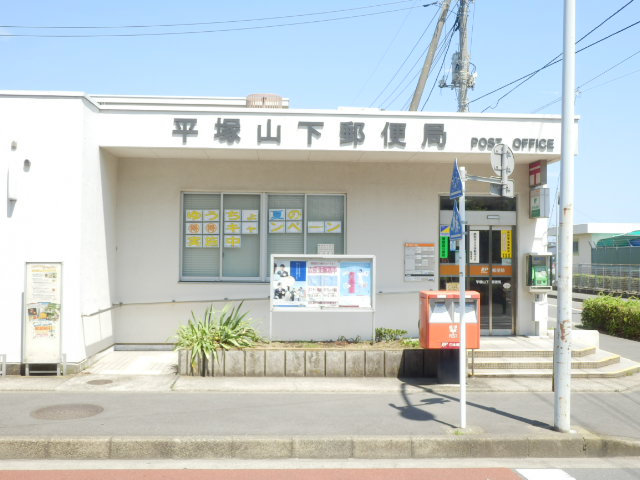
[173,118,448,150]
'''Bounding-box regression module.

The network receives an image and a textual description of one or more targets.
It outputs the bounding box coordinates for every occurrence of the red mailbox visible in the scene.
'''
[419,290,480,349]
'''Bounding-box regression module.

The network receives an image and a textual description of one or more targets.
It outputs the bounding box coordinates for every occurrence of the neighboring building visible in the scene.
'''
[593,230,640,266]
[549,223,640,266]
[1,90,567,372]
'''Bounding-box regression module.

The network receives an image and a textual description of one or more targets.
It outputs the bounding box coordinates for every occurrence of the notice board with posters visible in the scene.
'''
[23,262,63,364]
[270,255,375,311]
[404,243,436,285]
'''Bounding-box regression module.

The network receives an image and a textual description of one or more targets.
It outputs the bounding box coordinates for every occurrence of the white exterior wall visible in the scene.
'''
[112,158,548,341]
[113,158,450,342]
[1,91,567,365]
[1,95,87,363]
[515,163,549,336]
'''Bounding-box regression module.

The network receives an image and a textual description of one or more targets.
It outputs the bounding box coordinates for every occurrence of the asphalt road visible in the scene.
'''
[1,388,639,440]
[547,297,583,327]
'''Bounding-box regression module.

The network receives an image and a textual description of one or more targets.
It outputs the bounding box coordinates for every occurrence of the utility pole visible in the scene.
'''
[555,0,576,433]
[437,0,475,112]
[456,0,471,112]
[409,0,451,111]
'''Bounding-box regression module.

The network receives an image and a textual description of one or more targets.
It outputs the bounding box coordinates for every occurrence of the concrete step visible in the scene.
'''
[471,356,640,379]
[468,350,620,370]
[471,345,595,359]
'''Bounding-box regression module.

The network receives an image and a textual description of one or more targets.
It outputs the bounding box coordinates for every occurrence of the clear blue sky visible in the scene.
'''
[2,1,638,226]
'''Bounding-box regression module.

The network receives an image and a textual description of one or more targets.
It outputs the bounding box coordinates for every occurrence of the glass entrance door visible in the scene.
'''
[439,225,514,335]
[468,226,514,334]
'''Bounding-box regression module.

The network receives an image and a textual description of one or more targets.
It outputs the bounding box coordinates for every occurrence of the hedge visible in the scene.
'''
[581,295,640,341]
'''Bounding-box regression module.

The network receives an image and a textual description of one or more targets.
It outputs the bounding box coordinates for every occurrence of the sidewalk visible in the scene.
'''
[1,349,640,460]
[547,291,605,302]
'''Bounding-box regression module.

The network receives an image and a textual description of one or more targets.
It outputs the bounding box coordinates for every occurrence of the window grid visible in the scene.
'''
[181,192,346,282]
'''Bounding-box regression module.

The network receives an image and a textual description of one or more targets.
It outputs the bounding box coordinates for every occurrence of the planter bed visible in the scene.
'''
[178,347,439,378]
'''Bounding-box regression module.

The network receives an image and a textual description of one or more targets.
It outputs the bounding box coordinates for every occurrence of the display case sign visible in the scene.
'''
[270,255,374,310]
[23,263,62,364]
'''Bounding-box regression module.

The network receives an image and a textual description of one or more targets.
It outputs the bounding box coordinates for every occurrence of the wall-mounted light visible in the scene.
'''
[10,141,17,151]
[23,159,31,172]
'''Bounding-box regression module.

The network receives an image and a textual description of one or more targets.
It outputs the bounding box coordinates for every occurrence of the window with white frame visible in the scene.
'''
[181,192,345,281]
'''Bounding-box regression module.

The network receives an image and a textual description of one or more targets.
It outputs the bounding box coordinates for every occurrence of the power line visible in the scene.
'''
[471,0,637,110]
[531,49,640,113]
[405,25,455,110]
[385,16,456,109]
[420,25,457,110]
[475,18,640,111]
[580,48,640,89]
[376,1,459,108]
[369,6,441,107]
[0,4,434,38]
[355,0,430,105]
[581,67,640,93]
[1,0,425,29]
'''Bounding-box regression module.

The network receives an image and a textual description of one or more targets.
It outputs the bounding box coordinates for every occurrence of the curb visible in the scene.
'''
[0,434,638,460]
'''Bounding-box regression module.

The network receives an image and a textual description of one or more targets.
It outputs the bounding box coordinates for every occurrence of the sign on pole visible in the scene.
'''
[489,179,514,198]
[450,202,463,241]
[490,144,515,177]
[450,159,463,199]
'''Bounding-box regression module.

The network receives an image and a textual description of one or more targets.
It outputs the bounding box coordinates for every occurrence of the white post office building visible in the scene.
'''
[1,91,570,372]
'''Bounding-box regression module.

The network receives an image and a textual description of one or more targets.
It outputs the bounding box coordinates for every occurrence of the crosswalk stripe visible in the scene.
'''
[516,469,576,480]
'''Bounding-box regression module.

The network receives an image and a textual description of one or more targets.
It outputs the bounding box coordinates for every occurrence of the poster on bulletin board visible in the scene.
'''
[270,255,375,311]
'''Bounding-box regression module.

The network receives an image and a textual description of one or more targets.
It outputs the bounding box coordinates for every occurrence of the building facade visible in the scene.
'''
[549,223,640,266]
[1,91,570,370]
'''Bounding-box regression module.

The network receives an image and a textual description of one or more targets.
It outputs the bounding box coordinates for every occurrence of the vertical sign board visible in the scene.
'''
[468,231,480,263]
[439,236,449,259]
[501,230,513,259]
[530,187,551,218]
[23,263,62,364]
[439,225,450,259]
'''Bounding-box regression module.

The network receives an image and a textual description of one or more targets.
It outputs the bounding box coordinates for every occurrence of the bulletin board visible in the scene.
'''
[270,255,376,312]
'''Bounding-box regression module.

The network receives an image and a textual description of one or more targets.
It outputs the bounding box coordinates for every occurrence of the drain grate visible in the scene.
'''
[87,379,113,385]
[30,404,104,420]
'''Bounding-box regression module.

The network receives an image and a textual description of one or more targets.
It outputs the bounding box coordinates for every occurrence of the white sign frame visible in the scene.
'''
[23,262,63,366]
[269,254,376,340]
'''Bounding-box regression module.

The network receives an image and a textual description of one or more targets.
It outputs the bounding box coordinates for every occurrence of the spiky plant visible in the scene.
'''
[173,302,262,375]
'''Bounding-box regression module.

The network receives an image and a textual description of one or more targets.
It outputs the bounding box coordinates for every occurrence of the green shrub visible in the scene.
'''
[375,327,408,342]
[337,335,362,344]
[173,302,261,375]
[582,295,640,341]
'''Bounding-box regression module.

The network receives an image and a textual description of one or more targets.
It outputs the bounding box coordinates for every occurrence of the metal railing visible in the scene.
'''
[573,264,640,295]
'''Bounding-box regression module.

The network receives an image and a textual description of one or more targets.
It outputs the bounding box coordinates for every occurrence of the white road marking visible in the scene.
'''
[517,469,576,480]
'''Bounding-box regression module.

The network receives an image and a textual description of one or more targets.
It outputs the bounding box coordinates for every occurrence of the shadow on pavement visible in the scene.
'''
[394,380,554,430]
[388,383,455,427]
